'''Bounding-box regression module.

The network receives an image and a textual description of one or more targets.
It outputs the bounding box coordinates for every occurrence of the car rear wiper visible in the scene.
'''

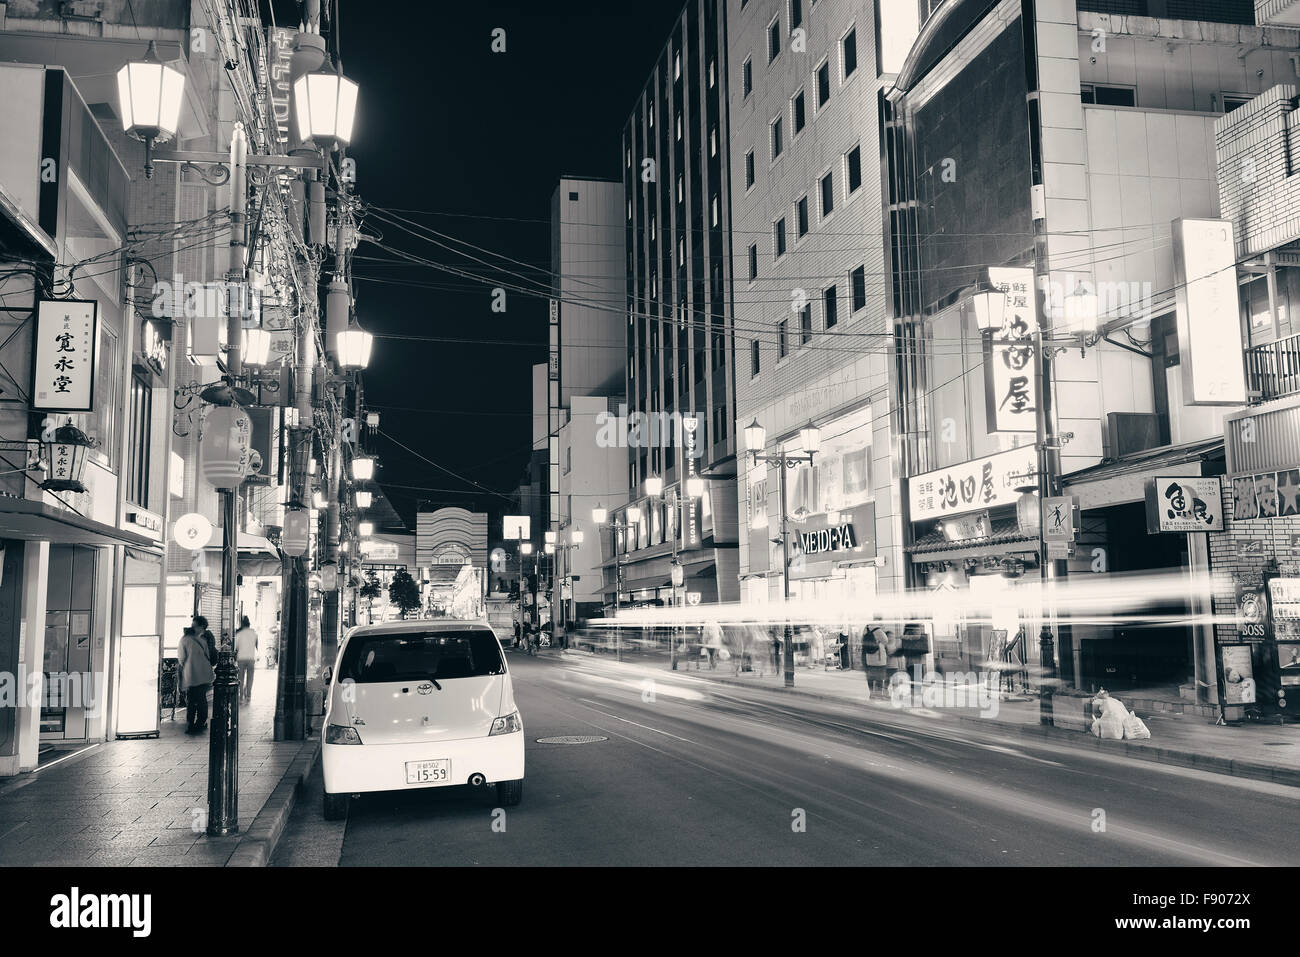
[428,676,442,690]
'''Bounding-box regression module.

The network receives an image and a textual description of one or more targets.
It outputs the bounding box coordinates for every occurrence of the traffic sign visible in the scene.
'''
[1043,496,1076,542]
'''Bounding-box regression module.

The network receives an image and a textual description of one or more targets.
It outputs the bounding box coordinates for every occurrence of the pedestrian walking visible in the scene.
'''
[193,614,217,662]
[862,624,890,695]
[178,625,215,734]
[233,615,259,705]
[771,631,783,676]
[839,623,852,670]
[703,619,724,670]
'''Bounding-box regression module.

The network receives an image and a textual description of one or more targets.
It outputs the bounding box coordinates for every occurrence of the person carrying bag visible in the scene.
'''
[178,626,215,734]
[861,624,890,694]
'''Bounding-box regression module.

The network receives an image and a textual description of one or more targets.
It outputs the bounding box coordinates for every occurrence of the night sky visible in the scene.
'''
[267,1,683,527]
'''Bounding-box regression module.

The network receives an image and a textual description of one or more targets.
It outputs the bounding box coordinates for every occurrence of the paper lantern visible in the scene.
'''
[199,406,252,489]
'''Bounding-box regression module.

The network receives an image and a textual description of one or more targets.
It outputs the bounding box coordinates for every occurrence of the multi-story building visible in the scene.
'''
[885,0,1297,713]
[618,0,742,611]
[728,0,922,646]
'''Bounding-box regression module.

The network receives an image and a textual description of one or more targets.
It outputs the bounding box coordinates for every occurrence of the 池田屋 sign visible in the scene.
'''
[32,299,98,412]
[909,445,1039,522]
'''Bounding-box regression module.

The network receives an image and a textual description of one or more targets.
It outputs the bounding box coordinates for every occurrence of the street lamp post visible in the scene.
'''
[745,420,820,689]
[973,273,1097,724]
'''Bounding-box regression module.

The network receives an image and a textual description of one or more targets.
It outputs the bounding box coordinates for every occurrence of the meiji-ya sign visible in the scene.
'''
[33,300,97,412]
[909,445,1039,522]
[1144,476,1223,532]
[799,523,857,555]
[984,267,1038,434]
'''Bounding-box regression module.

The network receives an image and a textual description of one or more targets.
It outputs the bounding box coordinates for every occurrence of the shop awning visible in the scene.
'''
[1062,437,1224,510]
[204,530,281,576]
[602,573,670,594]
[906,517,1037,564]
[0,496,155,548]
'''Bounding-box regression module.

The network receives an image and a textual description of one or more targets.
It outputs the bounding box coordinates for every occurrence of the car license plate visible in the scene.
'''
[405,759,450,784]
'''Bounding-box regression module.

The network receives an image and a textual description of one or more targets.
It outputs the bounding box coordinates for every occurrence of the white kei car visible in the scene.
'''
[321,619,525,819]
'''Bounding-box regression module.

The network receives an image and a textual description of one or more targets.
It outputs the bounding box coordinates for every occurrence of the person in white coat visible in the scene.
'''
[178,626,215,733]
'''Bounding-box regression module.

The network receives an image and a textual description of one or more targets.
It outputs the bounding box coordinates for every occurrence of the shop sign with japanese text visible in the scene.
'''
[1143,476,1223,532]
[909,445,1039,522]
[32,299,97,412]
[984,267,1038,434]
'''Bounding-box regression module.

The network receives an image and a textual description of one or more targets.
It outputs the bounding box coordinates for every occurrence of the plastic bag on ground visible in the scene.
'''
[1122,711,1151,740]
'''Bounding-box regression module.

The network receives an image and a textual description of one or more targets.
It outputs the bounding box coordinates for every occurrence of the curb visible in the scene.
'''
[582,660,1300,787]
[226,740,321,867]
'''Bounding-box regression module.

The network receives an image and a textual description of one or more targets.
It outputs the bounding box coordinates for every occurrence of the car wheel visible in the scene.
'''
[496,779,523,807]
[323,791,350,820]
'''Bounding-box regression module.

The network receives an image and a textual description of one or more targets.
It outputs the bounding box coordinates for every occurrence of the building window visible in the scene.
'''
[711,194,719,226]
[627,198,632,220]
[678,237,686,267]
[768,16,782,63]
[751,339,761,377]
[710,124,718,156]
[841,26,857,80]
[1222,92,1251,113]
[127,374,152,508]
[674,51,681,80]
[677,173,684,203]
[779,320,789,358]
[568,191,579,201]
[1079,84,1135,106]
[676,112,683,141]
[820,170,834,217]
[824,284,838,327]
[748,243,758,281]
[846,144,862,194]
[790,0,803,30]
[743,56,753,97]
[796,194,809,238]
[771,116,783,160]
[708,59,716,88]
[774,217,787,259]
[626,146,632,167]
[565,446,572,474]
[800,302,812,343]
[792,89,806,134]
[649,100,655,127]
[850,265,866,312]
[650,214,656,241]
[745,149,755,189]
[816,59,831,107]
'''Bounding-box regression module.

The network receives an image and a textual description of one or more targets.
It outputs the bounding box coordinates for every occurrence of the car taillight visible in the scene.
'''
[489,712,522,736]
[325,724,363,745]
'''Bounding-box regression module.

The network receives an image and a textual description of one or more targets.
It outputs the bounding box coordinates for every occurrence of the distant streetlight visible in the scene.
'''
[591,505,608,525]
[355,490,372,509]
[644,475,664,497]
[358,521,374,537]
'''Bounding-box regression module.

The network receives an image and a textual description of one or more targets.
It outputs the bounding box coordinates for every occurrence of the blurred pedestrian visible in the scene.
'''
[771,631,783,676]
[703,619,723,670]
[862,624,889,694]
[178,626,214,734]
[233,615,259,705]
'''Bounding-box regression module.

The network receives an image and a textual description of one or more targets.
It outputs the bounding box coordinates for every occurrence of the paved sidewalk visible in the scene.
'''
[559,647,1300,783]
[0,666,317,866]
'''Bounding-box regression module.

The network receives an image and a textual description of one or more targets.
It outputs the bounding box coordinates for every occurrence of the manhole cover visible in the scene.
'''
[536,735,608,745]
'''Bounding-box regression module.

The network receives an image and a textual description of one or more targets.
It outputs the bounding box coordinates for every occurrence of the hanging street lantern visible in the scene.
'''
[320,561,338,592]
[358,521,374,537]
[292,67,360,149]
[351,456,374,481]
[744,419,766,453]
[282,507,310,557]
[41,424,96,493]
[1016,488,1041,537]
[355,490,372,509]
[117,40,186,179]
[199,405,252,490]
[336,327,373,368]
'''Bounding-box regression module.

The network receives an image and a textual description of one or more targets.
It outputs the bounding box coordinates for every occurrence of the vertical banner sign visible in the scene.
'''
[1172,218,1246,405]
[266,28,295,151]
[33,299,98,412]
[682,414,701,548]
[984,267,1037,433]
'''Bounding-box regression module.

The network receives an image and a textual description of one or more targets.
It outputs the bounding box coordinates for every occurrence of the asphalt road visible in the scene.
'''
[273,649,1300,866]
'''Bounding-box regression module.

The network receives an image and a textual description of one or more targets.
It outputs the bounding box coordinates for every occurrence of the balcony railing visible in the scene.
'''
[1245,332,1300,403]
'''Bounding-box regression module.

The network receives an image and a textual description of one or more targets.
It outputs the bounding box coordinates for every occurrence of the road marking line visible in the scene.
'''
[574,700,701,746]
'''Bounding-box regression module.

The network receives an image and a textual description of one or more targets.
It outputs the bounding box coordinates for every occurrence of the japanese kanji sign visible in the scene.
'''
[908,444,1039,522]
[1143,476,1224,532]
[32,299,97,412]
[984,267,1038,434]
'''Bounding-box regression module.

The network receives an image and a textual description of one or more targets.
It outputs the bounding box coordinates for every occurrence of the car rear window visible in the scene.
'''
[340,630,505,683]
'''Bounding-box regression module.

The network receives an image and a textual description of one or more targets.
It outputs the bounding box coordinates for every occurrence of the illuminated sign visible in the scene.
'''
[33,299,98,412]
[1172,218,1246,405]
[503,515,530,540]
[909,445,1039,521]
[1144,476,1224,532]
[798,523,857,555]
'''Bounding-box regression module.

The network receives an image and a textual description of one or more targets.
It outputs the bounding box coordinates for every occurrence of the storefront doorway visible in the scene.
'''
[41,545,102,741]
[1076,501,1193,694]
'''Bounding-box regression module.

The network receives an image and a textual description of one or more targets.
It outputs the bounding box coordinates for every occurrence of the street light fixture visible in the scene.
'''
[336,327,373,369]
[117,41,185,179]
[971,289,1008,333]
[591,505,608,525]
[644,475,664,497]
[570,529,584,545]
[626,505,643,523]
[358,521,374,537]
[351,456,375,481]
[293,67,360,149]
[355,490,372,509]
[747,422,820,688]
[545,530,557,545]
[521,542,534,556]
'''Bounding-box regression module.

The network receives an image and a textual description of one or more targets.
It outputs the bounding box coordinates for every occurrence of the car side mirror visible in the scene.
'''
[323,666,333,685]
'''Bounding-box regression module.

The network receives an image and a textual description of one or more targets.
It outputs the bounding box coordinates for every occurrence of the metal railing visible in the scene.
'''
[1245,331,1300,402]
